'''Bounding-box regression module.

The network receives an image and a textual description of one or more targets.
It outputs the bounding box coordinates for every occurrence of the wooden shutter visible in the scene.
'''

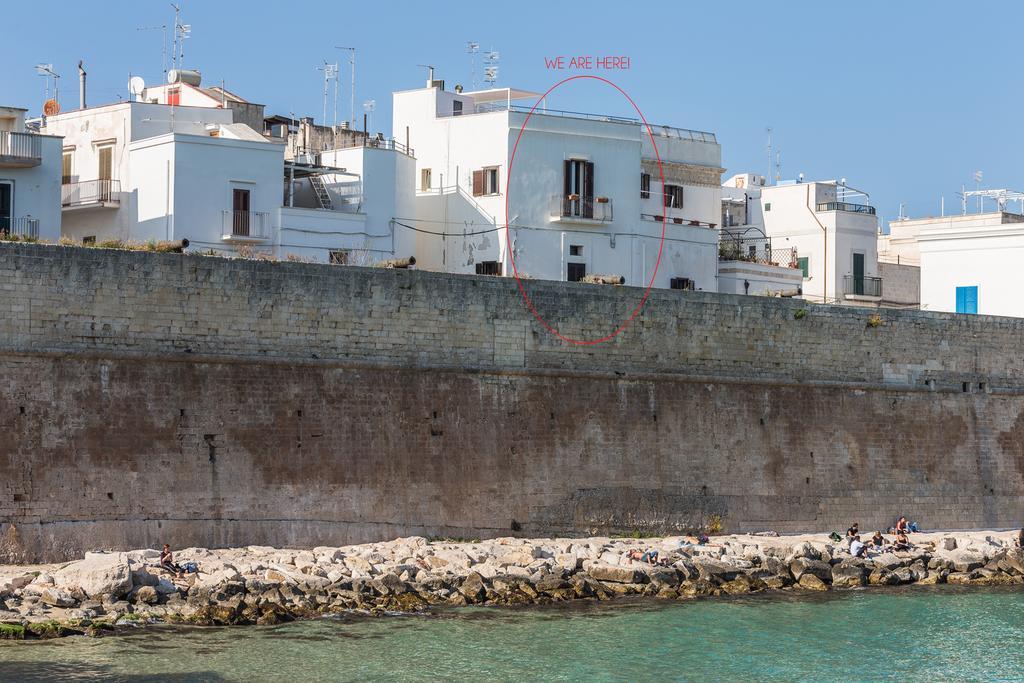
[563,160,572,197]
[472,170,484,197]
[584,162,594,201]
[98,147,112,181]
[664,185,672,208]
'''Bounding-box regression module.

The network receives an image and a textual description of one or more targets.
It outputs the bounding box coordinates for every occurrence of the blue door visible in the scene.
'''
[955,286,978,314]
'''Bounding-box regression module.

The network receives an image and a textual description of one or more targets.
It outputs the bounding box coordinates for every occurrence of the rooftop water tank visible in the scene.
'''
[167,69,202,86]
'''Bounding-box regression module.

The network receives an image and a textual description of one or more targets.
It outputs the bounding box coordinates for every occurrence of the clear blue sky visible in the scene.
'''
[1,0,1019,226]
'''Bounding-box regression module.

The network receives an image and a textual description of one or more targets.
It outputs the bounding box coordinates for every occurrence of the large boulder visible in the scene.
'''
[831,562,866,588]
[947,551,987,574]
[40,588,77,608]
[797,574,828,591]
[588,564,644,584]
[53,552,132,599]
[790,558,832,582]
[134,586,159,604]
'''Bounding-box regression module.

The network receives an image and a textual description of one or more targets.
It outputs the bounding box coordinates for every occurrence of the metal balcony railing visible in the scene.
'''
[844,275,883,297]
[222,210,270,239]
[0,131,42,164]
[0,217,40,239]
[62,179,121,207]
[816,201,876,215]
[551,194,613,222]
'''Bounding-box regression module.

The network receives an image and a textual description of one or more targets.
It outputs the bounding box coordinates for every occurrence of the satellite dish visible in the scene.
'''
[42,99,60,116]
[128,76,146,97]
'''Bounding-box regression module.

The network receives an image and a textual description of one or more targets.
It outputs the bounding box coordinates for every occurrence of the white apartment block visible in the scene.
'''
[890,211,1024,317]
[40,71,412,264]
[394,79,724,290]
[0,106,62,241]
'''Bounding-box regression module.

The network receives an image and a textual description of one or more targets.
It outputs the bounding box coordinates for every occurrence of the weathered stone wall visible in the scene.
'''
[1,243,1022,562]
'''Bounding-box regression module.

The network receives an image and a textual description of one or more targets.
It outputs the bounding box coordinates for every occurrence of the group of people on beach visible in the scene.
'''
[841,518,917,558]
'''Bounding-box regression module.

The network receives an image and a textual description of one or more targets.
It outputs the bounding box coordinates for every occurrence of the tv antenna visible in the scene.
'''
[137,24,169,77]
[317,61,339,127]
[363,99,376,133]
[483,49,500,86]
[765,126,772,186]
[467,41,480,90]
[170,3,191,70]
[335,47,356,128]
[35,63,60,112]
[973,170,983,212]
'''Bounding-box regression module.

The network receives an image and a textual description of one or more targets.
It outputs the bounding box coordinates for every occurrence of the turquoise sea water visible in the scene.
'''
[2,586,1023,682]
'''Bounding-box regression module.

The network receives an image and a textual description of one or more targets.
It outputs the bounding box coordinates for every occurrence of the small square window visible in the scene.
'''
[569,244,583,256]
[475,261,501,276]
[765,202,772,211]
[329,250,349,265]
[797,256,809,278]
[420,169,432,192]
[83,236,96,245]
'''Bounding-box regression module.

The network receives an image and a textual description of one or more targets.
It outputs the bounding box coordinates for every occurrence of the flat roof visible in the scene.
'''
[461,87,542,104]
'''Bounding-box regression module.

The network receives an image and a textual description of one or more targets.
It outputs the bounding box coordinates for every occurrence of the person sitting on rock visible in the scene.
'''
[895,516,910,534]
[893,532,912,552]
[846,523,860,539]
[160,544,184,577]
[870,531,885,548]
[849,535,867,558]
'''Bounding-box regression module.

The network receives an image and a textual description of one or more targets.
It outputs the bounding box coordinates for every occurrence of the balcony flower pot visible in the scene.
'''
[596,196,609,204]
[673,217,683,224]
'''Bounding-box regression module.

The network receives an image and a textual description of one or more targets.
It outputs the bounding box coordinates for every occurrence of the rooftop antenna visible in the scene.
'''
[363,99,376,133]
[467,41,480,90]
[973,170,983,212]
[775,150,782,184]
[335,47,356,127]
[765,127,772,186]
[171,3,191,70]
[317,61,339,127]
[417,64,436,87]
[137,24,169,77]
[35,63,60,111]
[484,49,500,86]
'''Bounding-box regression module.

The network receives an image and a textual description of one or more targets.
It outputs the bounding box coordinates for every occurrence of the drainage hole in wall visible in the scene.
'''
[19,406,25,415]
[106,492,113,500]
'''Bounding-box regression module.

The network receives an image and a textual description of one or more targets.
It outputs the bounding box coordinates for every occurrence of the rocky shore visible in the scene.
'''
[1,530,1022,639]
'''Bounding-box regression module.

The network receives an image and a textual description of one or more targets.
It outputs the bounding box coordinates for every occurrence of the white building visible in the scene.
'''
[41,71,413,264]
[893,211,1024,317]
[0,106,62,241]
[393,79,723,289]
[755,178,881,305]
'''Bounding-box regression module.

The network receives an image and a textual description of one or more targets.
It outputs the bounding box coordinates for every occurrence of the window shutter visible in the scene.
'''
[472,170,484,197]
[584,162,594,200]
[563,160,571,197]
[664,185,672,208]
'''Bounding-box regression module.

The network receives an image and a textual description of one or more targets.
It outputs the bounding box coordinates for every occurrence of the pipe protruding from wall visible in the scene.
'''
[78,61,87,110]
[375,256,416,269]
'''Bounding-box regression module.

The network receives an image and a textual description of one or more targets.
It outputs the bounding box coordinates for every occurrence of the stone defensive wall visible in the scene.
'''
[1,243,1022,562]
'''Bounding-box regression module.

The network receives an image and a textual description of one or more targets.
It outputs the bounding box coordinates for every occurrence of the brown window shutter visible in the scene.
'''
[563,160,572,197]
[472,170,484,196]
[664,186,672,208]
[584,162,594,201]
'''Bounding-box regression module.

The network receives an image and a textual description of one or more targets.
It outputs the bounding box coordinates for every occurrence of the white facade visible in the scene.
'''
[41,97,412,264]
[0,106,62,241]
[394,84,723,289]
[758,179,881,304]
[908,212,1024,317]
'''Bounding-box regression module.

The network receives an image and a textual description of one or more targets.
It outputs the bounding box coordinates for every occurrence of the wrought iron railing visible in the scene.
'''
[0,131,41,162]
[222,210,269,239]
[333,136,414,157]
[0,217,40,239]
[719,232,799,269]
[61,179,121,207]
[551,194,613,222]
[844,275,883,297]
[816,201,876,215]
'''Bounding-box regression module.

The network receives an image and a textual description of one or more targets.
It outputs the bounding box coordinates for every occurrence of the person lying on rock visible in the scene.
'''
[160,544,185,577]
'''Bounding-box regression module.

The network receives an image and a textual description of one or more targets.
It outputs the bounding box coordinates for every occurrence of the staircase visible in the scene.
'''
[309,174,333,210]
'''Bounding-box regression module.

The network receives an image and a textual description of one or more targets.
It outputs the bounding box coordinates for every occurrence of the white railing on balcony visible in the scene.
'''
[221,210,270,239]
[0,131,41,161]
[550,194,614,222]
[62,179,121,207]
[0,217,40,239]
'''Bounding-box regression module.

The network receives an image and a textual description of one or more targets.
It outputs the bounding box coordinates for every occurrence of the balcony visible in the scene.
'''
[550,194,613,225]
[0,217,40,239]
[221,210,270,241]
[62,179,121,210]
[816,201,876,216]
[0,131,42,167]
[844,275,883,298]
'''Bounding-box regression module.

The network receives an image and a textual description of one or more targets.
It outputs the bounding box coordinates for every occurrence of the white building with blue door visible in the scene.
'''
[904,211,1024,317]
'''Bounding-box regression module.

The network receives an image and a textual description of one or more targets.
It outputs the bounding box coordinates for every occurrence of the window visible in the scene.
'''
[98,145,113,181]
[563,159,594,218]
[0,182,11,231]
[475,261,502,276]
[569,244,583,257]
[420,168,432,191]
[797,256,809,278]
[640,172,651,199]
[62,150,73,184]
[329,250,349,265]
[453,100,463,116]
[472,167,500,196]
[764,202,772,212]
[567,262,586,282]
[670,277,694,291]
[82,235,96,245]
[955,286,978,314]
[663,184,683,209]
[167,87,181,106]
